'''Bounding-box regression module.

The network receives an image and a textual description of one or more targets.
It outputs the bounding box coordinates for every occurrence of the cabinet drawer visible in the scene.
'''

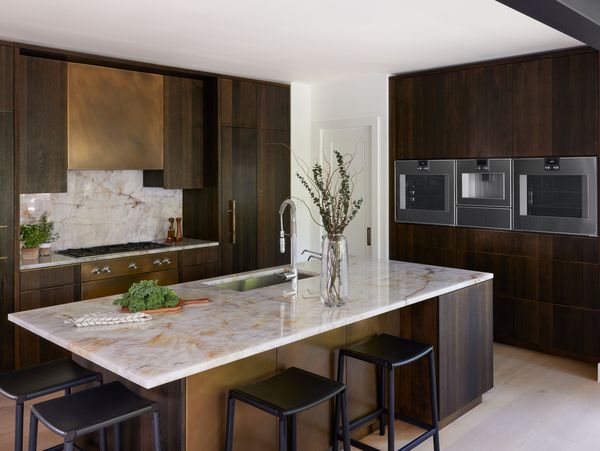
[20,284,80,311]
[180,262,219,283]
[81,269,178,300]
[21,265,80,291]
[179,246,219,267]
[81,252,178,282]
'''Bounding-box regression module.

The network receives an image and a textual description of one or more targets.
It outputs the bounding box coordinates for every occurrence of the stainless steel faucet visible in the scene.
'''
[278,199,297,280]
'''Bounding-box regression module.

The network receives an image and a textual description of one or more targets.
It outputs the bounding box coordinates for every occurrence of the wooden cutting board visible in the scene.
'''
[120,298,210,314]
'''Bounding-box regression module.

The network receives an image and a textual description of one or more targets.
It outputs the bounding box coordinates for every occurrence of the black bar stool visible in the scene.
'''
[225,366,351,451]
[27,381,162,451]
[0,358,102,451]
[334,334,440,451]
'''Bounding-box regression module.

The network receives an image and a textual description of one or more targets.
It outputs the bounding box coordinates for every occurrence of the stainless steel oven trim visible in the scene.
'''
[456,158,512,208]
[513,157,597,236]
[394,159,456,226]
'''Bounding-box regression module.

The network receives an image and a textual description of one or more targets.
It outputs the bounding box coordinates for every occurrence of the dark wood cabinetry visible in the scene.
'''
[17,265,80,368]
[513,50,599,156]
[0,45,15,372]
[17,54,68,193]
[219,79,291,275]
[179,246,220,283]
[144,76,206,189]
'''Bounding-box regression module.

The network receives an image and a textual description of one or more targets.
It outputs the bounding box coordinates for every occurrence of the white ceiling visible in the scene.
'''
[0,0,581,83]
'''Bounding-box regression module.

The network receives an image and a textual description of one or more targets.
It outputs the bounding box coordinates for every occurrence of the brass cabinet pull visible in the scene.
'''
[228,200,237,244]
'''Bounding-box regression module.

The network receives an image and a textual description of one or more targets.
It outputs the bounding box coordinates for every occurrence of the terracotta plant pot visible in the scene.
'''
[21,247,40,260]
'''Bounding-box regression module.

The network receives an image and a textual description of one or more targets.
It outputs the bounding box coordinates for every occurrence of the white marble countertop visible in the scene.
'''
[20,238,219,270]
[9,258,492,389]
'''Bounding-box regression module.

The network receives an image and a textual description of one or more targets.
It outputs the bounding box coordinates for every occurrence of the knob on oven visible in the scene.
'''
[153,259,163,266]
[161,258,171,265]
[128,262,138,270]
[90,267,100,275]
[101,266,111,274]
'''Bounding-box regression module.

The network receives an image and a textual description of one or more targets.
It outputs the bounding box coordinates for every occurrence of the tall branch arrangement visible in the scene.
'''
[296,149,363,235]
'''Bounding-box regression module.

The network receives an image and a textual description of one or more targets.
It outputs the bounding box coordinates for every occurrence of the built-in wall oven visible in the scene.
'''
[395,159,456,226]
[456,159,512,230]
[513,157,597,236]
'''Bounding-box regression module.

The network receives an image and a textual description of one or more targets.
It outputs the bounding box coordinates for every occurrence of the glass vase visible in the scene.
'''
[320,233,349,307]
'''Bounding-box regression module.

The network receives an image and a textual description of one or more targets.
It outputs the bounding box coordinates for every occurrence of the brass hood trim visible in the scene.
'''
[68,62,164,170]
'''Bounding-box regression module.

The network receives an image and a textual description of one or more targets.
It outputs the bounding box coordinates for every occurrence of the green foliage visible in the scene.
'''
[19,223,45,249]
[296,149,363,235]
[113,280,179,312]
[38,212,59,244]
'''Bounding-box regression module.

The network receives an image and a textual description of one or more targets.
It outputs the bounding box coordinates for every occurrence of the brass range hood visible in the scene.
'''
[68,62,164,170]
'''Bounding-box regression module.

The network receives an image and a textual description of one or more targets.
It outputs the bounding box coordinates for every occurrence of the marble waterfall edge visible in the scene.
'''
[20,170,182,250]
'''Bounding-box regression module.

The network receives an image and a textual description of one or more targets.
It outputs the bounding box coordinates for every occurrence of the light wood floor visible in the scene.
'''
[2,344,600,450]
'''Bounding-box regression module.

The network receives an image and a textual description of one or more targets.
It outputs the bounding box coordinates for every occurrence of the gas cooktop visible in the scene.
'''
[56,241,169,258]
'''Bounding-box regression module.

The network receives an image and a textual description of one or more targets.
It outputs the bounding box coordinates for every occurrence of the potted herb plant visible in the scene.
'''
[296,149,362,307]
[20,223,45,260]
[38,212,59,257]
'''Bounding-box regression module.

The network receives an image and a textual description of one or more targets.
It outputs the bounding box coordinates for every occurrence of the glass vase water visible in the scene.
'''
[320,233,349,307]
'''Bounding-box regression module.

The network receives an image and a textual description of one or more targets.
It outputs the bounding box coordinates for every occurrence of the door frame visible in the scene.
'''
[312,117,381,259]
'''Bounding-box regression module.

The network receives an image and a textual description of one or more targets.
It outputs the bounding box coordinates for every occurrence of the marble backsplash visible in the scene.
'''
[20,170,182,250]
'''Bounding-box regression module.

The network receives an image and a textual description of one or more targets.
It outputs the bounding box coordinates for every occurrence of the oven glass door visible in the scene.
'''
[513,157,597,236]
[395,160,455,226]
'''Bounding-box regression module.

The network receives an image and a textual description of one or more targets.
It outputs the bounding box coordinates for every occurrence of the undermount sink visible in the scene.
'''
[211,272,315,292]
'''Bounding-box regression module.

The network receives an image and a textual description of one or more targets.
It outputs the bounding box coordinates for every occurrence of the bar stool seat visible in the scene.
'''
[28,381,162,451]
[0,358,102,451]
[335,334,440,451]
[225,367,351,451]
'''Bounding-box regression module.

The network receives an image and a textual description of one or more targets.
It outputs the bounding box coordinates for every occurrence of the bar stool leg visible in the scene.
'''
[429,352,440,451]
[377,366,385,436]
[332,352,345,451]
[15,401,24,451]
[340,391,351,451]
[64,441,74,451]
[114,422,121,451]
[99,428,107,451]
[152,408,162,451]
[288,415,297,451]
[27,413,38,451]
[387,367,395,451]
[225,396,236,451]
[278,416,287,451]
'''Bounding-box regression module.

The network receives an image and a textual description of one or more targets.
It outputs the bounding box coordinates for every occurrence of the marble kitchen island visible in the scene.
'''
[9,258,493,451]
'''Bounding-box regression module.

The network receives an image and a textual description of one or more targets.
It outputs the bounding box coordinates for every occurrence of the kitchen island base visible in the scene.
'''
[75,279,491,451]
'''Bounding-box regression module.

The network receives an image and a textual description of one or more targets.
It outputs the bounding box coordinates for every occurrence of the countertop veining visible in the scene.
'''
[9,258,493,389]
[19,238,219,271]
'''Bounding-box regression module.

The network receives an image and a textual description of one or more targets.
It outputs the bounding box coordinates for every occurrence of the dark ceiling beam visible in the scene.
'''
[496,0,600,49]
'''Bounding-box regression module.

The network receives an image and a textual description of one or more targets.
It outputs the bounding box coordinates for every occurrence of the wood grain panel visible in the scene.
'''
[0,46,13,112]
[18,55,67,193]
[180,262,219,283]
[257,129,290,269]
[81,269,178,300]
[220,78,257,128]
[258,84,290,130]
[20,264,80,292]
[179,246,219,267]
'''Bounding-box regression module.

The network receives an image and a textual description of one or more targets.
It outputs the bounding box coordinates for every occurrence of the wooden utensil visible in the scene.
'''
[120,298,210,314]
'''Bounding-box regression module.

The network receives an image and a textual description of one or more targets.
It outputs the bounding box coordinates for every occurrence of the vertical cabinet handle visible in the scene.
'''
[228,200,236,244]
[367,227,371,246]
[0,225,7,261]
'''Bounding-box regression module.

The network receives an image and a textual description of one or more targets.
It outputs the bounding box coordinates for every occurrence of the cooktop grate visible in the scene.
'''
[56,241,169,258]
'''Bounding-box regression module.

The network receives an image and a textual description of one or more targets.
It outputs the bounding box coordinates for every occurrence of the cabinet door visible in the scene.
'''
[0,46,12,112]
[258,84,290,130]
[0,112,14,372]
[513,51,599,156]
[221,127,258,274]
[18,55,67,193]
[394,72,459,159]
[145,76,205,189]
[461,65,513,157]
[220,79,257,128]
[257,129,290,268]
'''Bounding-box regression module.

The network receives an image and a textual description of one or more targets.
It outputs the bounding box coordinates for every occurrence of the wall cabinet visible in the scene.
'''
[0,45,15,372]
[17,54,68,193]
[144,76,206,189]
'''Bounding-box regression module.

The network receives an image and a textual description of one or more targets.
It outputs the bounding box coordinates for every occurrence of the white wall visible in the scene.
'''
[290,82,320,260]
[300,74,389,259]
